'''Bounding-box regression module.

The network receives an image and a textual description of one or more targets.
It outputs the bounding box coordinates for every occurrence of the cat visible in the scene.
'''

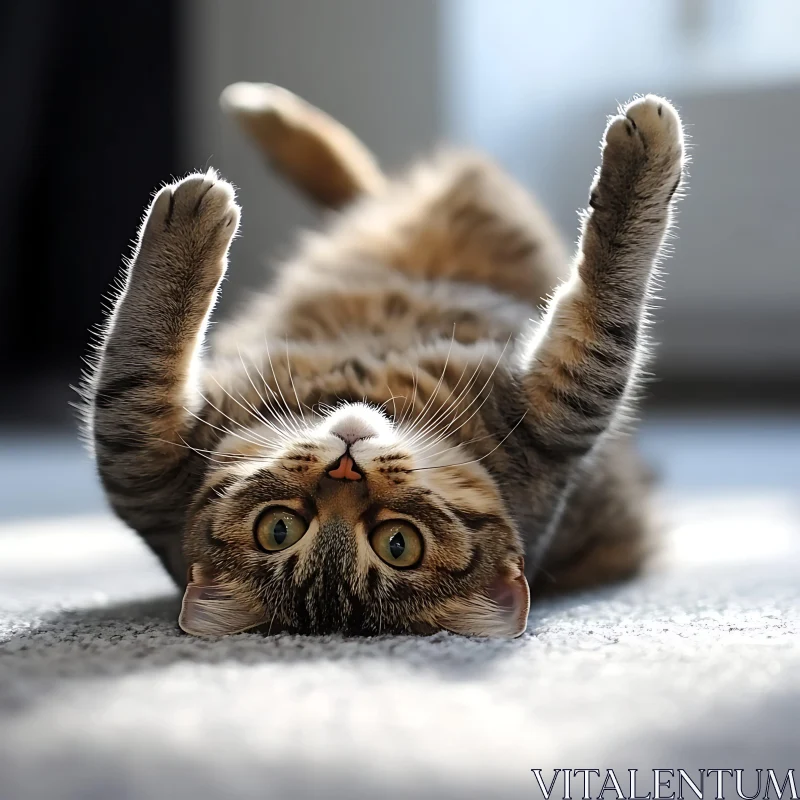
[83,84,685,638]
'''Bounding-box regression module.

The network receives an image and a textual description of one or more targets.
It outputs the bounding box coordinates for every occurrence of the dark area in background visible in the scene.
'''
[0,0,177,424]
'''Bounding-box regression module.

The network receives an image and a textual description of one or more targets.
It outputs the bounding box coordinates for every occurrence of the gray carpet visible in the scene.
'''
[1,417,799,800]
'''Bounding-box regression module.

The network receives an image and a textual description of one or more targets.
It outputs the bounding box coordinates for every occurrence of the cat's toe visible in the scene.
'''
[143,171,240,246]
[604,95,684,164]
[592,95,685,212]
[148,185,175,228]
[170,171,239,228]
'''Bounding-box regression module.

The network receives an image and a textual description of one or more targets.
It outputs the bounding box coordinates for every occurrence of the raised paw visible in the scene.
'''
[590,95,685,213]
[138,170,241,281]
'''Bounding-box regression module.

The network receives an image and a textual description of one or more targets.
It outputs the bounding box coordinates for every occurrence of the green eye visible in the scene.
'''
[370,521,423,569]
[255,508,308,552]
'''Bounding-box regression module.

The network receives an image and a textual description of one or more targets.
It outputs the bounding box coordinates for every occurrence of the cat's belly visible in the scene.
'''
[208,277,541,429]
[215,275,540,360]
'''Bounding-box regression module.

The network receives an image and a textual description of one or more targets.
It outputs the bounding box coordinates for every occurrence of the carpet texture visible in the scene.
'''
[1,423,799,800]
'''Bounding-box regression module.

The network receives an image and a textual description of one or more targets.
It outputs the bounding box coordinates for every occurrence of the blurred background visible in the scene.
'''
[0,0,797,518]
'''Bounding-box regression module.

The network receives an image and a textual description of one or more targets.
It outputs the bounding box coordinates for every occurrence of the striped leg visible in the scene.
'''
[517,95,684,459]
[86,172,239,581]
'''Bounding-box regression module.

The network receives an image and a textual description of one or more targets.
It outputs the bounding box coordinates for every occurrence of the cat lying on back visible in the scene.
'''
[83,84,685,637]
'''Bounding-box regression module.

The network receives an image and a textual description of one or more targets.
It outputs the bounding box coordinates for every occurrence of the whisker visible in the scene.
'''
[384,385,402,421]
[406,336,511,449]
[409,324,456,430]
[404,342,495,443]
[284,336,307,424]
[241,344,299,439]
[162,436,270,465]
[263,337,303,435]
[413,386,495,458]
[189,390,277,449]
[210,367,290,445]
[396,361,421,429]
[403,346,489,447]
[378,393,407,415]
[236,345,286,424]
[409,411,527,472]
[183,406,271,454]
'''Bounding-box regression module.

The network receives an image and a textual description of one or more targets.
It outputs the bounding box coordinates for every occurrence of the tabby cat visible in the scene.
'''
[83,84,685,638]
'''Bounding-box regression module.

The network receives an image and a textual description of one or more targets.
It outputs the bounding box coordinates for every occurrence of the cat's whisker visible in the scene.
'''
[396,361,421,429]
[412,416,511,465]
[412,387,496,458]
[403,346,489,447]
[407,335,512,450]
[210,367,282,430]
[284,336,307,425]
[405,342,494,441]
[183,401,276,453]
[163,436,270,465]
[412,337,511,451]
[378,393,407,415]
[410,411,527,472]
[238,341,294,436]
[235,345,286,425]
[251,364,297,437]
[404,351,478,443]
[239,344,299,440]
[383,385,403,421]
[263,337,304,436]
[209,369,291,446]
[409,324,457,430]
[193,384,283,448]
[412,428,499,464]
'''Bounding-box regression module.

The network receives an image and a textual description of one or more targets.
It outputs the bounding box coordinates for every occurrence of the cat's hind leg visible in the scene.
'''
[221,82,386,210]
[532,439,655,595]
[85,172,239,581]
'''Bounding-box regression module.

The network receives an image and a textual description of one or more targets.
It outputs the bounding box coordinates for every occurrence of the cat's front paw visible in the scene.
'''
[590,95,685,214]
[138,170,241,281]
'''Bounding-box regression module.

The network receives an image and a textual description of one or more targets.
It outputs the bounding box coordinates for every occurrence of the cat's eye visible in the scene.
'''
[370,521,423,569]
[254,507,308,552]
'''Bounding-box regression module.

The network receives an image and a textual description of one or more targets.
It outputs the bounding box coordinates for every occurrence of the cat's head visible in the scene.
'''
[180,401,529,638]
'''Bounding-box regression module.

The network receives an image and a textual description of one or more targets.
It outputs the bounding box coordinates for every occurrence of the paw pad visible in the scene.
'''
[605,94,683,155]
[146,171,240,239]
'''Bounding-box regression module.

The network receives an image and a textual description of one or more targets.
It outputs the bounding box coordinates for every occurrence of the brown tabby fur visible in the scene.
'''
[82,84,685,637]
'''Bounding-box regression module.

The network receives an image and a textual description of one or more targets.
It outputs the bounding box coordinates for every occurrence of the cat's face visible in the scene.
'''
[180,402,529,638]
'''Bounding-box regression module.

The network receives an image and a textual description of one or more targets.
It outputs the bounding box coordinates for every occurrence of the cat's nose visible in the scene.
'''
[327,453,362,481]
[329,415,376,446]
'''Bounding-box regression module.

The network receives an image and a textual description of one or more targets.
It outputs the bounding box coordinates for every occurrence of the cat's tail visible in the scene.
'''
[220,82,386,210]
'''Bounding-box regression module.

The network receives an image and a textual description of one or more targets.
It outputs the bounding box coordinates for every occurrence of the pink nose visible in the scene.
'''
[327,454,362,481]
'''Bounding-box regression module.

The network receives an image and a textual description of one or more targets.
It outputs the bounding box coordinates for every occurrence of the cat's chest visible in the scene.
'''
[284,278,539,349]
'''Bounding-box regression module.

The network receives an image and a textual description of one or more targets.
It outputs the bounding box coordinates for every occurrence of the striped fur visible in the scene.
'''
[83,89,685,636]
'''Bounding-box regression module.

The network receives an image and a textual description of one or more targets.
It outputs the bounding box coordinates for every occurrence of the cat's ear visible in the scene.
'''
[434,559,530,638]
[219,82,385,210]
[179,564,266,637]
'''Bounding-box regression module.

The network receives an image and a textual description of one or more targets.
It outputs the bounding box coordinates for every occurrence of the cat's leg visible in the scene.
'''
[532,438,655,594]
[86,172,239,581]
[507,96,684,566]
[220,82,386,210]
